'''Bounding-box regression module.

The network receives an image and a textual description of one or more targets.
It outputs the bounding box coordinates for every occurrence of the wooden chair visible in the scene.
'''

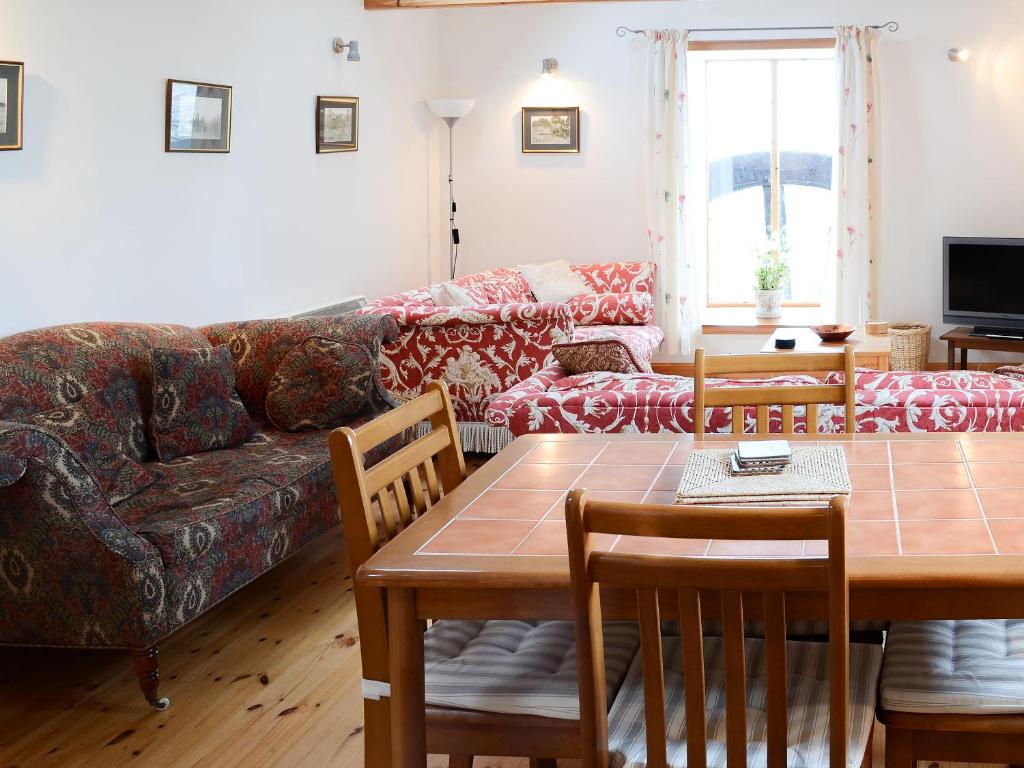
[329,381,638,768]
[878,619,1024,767]
[693,345,857,436]
[565,491,882,767]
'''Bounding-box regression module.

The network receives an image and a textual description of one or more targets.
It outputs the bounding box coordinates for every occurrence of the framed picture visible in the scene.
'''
[317,96,359,153]
[0,60,24,151]
[165,79,232,153]
[521,106,579,154]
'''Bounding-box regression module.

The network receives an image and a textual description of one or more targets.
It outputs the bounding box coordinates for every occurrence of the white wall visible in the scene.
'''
[438,0,1024,359]
[0,0,442,337]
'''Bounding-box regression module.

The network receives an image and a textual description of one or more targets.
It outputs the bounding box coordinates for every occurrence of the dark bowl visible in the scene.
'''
[811,324,856,343]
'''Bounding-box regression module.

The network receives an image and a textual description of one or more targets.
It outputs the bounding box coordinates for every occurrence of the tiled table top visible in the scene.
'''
[416,437,1024,560]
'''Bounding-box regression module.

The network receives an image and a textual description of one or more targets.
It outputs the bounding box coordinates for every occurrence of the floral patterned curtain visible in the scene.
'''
[834,26,880,326]
[643,29,698,357]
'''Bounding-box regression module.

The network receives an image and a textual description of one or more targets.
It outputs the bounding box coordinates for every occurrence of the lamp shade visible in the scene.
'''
[427,99,476,119]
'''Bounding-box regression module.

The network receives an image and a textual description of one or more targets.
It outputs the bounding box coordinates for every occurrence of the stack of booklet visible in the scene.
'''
[731,440,793,476]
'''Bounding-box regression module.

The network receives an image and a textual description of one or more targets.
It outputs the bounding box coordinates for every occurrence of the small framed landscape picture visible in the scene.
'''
[317,96,358,153]
[522,106,579,154]
[165,79,232,153]
[0,60,25,151]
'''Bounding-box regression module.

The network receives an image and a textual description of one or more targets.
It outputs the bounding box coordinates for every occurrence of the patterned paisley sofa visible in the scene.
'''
[0,314,398,708]
[361,262,664,452]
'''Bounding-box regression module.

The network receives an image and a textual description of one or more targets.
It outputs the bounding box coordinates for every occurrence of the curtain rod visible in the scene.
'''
[615,21,899,37]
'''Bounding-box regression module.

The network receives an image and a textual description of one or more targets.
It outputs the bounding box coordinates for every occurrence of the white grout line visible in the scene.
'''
[958,439,1000,555]
[886,440,903,556]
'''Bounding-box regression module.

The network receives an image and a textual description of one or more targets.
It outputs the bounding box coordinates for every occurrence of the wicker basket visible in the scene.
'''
[889,322,931,371]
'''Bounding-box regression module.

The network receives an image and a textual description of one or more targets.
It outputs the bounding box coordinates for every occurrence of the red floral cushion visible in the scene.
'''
[150,346,254,461]
[565,292,656,326]
[552,338,652,375]
[266,337,374,431]
[26,377,162,504]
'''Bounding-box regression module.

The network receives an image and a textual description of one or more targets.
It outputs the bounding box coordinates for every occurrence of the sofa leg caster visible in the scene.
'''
[133,647,170,710]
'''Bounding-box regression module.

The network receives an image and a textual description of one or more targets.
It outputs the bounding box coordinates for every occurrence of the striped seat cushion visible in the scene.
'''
[606,637,882,768]
[423,620,640,720]
[881,620,1024,714]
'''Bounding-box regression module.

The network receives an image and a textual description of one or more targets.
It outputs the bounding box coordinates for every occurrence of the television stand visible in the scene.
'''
[969,326,1024,340]
[941,326,1024,369]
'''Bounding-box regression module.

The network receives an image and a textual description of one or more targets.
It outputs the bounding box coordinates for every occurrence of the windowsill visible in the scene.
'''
[701,306,825,335]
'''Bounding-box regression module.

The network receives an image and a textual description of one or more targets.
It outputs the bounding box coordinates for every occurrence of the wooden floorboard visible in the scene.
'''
[0,452,888,767]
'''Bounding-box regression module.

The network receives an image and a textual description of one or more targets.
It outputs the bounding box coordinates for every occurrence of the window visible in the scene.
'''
[689,43,837,309]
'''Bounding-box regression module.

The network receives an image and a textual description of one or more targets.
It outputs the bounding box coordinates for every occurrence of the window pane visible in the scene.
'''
[705,60,772,304]
[778,58,835,303]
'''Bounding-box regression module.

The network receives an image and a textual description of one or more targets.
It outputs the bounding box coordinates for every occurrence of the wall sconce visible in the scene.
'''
[333,38,361,61]
[541,58,559,77]
[948,48,970,63]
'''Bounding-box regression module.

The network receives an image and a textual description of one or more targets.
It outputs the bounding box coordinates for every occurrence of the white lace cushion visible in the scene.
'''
[430,281,477,307]
[881,620,1024,714]
[517,260,592,304]
[606,637,881,768]
[423,620,640,720]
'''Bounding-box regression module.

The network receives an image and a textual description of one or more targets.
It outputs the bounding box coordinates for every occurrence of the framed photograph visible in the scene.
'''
[165,79,232,153]
[0,60,24,151]
[522,106,579,154]
[317,96,358,153]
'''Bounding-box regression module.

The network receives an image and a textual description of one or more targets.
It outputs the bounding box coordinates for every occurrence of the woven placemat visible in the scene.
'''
[676,445,851,506]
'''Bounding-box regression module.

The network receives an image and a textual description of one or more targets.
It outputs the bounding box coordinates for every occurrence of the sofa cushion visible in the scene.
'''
[553,338,652,375]
[423,620,640,720]
[994,364,1024,382]
[566,292,656,326]
[150,346,254,461]
[25,376,162,504]
[430,281,478,307]
[266,337,374,431]
[574,324,664,368]
[881,620,1024,714]
[518,259,591,303]
[827,368,1024,391]
[573,261,657,295]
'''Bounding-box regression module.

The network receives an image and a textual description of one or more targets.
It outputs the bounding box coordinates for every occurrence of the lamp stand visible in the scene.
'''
[443,116,460,281]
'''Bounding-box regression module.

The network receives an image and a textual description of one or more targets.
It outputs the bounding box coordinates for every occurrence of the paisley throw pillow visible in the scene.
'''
[150,346,253,461]
[27,377,162,504]
[265,337,374,432]
[552,338,652,375]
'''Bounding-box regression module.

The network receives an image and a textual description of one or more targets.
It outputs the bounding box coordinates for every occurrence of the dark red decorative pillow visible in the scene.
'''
[565,292,656,326]
[995,365,1024,382]
[27,377,162,504]
[266,337,374,431]
[552,338,652,375]
[150,346,253,461]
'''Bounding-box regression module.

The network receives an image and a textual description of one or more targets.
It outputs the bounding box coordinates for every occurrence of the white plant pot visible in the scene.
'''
[754,289,784,319]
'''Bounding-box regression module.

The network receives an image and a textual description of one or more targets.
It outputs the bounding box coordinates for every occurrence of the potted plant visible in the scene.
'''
[753,243,791,319]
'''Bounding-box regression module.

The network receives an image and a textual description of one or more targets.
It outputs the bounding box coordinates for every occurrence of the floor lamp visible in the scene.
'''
[427,98,475,280]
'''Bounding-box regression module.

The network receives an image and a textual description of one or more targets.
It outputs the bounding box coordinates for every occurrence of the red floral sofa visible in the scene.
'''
[361,262,664,451]
[0,314,398,708]
[486,365,1024,437]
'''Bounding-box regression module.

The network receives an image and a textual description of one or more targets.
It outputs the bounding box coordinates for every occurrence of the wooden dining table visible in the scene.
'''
[358,432,1024,767]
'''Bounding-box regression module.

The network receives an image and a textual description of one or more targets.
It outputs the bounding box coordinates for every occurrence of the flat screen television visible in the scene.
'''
[943,236,1024,335]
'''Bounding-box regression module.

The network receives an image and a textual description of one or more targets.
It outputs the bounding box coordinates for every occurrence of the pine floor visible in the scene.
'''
[0,453,891,767]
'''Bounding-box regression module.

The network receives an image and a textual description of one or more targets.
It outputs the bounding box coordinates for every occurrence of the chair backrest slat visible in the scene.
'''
[638,588,668,768]
[764,591,788,768]
[678,589,708,768]
[328,381,468,694]
[693,346,857,436]
[566,492,850,768]
[721,590,748,766]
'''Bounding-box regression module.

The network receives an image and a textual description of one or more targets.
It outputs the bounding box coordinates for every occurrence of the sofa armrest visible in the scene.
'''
[0,422,157,566]
[369,304,574,423]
